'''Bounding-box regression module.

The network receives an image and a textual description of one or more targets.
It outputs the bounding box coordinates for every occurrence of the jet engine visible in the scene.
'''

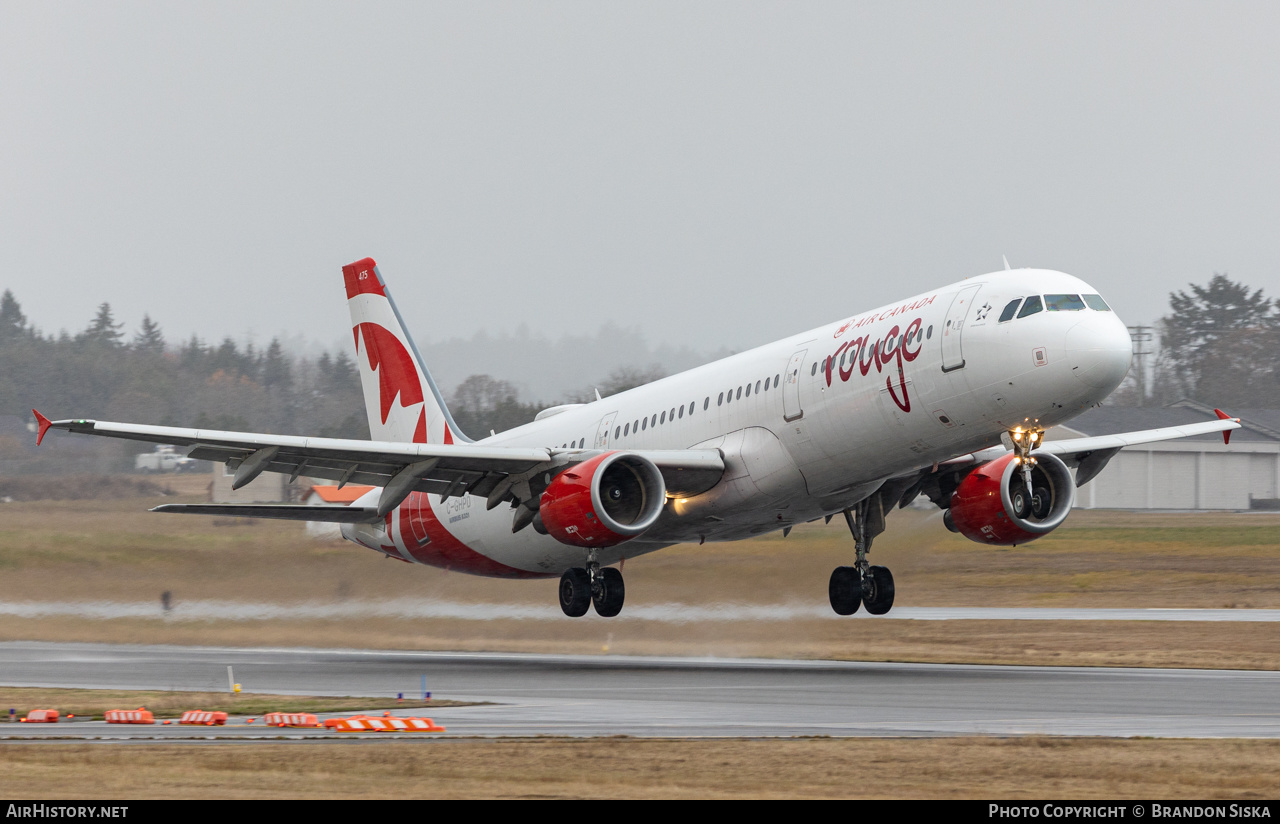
[540,452,667,547]
[945,451,1075,545]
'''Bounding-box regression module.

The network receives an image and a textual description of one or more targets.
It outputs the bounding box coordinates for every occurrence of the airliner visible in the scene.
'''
[34,258,1239,617]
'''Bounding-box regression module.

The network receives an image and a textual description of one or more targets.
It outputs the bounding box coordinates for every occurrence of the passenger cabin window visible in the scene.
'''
[1017,296,1043,318]
[998,298,1022,323]
[1045,294,1086,311]
[1083,294,1111,311]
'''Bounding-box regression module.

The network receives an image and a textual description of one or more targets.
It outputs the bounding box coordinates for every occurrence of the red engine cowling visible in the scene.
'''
[540,452,667,547]
[947,451,1075,545]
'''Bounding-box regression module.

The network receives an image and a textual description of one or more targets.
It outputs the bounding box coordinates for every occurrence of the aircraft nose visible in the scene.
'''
[1064,314,1132,391]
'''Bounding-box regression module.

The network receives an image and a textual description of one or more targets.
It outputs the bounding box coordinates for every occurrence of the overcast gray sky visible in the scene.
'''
[4,1,1279,359]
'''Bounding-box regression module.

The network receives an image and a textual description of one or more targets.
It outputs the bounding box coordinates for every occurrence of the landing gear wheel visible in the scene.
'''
[1031,486,1052,519]
[559,568,591,617]
[1009,485,1032,518]
[863,565,895,615]
[593,567,625,617]
[829,566,862,615]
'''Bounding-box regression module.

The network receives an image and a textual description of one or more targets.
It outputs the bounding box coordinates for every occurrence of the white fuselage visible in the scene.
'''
[344,269,1132,576]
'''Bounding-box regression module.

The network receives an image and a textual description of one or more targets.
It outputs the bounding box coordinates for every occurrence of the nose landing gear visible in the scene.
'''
[1004,422,1046,511]
[828,498,895,616]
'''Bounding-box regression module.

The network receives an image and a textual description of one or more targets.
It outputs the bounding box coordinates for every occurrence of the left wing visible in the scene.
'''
[938,412,1241,483]
[34,412,725,516]
[876,412,1243,512]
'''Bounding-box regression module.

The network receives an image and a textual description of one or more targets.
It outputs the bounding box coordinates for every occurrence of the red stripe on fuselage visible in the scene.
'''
[398,492,551,579]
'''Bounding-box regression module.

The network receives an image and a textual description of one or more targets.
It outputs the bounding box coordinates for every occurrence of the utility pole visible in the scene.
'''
[1128,325,1154,406]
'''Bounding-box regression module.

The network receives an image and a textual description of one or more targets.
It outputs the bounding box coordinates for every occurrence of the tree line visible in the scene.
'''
[0,292,368,447]
[0,291,666,464]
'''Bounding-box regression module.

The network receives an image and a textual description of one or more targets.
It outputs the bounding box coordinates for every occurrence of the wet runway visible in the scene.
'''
[2,642,1278,740]
[2,600,1278,622]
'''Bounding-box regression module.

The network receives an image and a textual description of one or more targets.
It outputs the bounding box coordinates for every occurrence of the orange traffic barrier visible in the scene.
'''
[323,715,445,733]
[105,708,155,724]
[178,710,228,726]
[21,709,58,723]
[262,712,321,728]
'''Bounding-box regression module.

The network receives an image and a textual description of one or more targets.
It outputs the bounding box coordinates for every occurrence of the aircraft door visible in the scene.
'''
[941,284,983,373]
[782,349,807,422]
[594,412,618,449]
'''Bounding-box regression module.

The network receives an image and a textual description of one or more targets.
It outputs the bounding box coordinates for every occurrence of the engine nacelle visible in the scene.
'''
[540,451,666,547]
[948,451,1075,546]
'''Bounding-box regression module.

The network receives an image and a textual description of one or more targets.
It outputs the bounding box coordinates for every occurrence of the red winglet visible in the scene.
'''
[1214,408,1238,445]
[32,409,52,446]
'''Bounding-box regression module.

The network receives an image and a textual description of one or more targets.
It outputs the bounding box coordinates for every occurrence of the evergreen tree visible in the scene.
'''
[81,303,125,348]
[133,314,166,354]
[0,290,27,341]
[261,338,293,389]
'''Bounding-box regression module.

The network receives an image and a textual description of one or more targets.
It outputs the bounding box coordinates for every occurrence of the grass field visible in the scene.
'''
[1,482,1278,670]
[0,738,1278,799]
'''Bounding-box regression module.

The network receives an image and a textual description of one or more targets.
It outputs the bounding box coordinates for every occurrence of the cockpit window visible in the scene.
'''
[1083,294,1111,311]
[1017,295,1043,318]
[1045,294,1086,311]
[998,298,1022,323]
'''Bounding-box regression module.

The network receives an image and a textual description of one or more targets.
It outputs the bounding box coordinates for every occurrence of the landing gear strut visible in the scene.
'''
[829,498,895,616]
[1005,422,1046,514]
[559,549,625,618]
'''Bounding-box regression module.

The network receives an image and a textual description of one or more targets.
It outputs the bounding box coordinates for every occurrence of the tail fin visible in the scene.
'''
[342,258,469,444]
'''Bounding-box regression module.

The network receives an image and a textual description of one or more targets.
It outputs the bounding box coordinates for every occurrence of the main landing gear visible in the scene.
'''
[829,499,895,616]
[559,550,625,618]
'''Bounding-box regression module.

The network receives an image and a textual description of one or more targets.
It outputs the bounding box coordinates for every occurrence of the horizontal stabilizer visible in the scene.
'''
[151,504,382,523]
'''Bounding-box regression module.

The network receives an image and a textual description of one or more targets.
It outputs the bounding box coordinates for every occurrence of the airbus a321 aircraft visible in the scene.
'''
[35,258,1240,618]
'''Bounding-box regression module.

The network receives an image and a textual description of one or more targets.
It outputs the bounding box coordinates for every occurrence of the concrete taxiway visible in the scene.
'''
[1,641,1277,740]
